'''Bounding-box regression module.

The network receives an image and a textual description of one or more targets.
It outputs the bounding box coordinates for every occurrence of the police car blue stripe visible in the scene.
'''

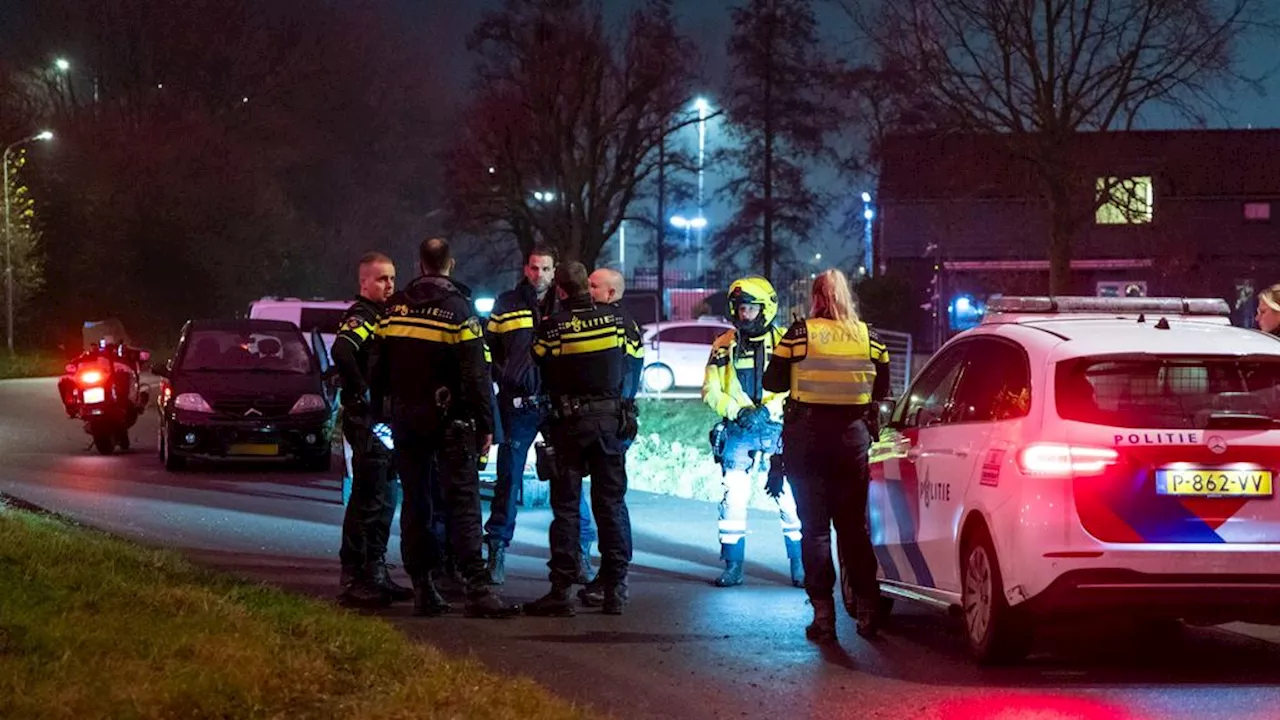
[872,544,901,581]
[884,481,936,588]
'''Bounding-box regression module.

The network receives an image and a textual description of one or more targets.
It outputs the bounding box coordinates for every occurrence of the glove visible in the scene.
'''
[764,454,785,499]
[735,405,770,430]
[619,402,639,442]
[343,390,371,426]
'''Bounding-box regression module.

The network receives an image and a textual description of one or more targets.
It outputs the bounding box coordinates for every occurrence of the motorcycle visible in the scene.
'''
[58,342,152,455]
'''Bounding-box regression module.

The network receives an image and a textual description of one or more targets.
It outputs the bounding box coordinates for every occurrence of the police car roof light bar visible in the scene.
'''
[982,295,1230,323]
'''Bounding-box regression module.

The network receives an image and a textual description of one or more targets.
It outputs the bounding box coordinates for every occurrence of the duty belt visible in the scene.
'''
[552,396,621,420]
[510,395,547,410]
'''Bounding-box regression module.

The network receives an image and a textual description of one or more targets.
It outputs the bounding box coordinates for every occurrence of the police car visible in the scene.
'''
[866,296,1280,663]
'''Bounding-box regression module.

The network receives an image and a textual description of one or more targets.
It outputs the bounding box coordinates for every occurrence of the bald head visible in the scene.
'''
[589,268,625,304]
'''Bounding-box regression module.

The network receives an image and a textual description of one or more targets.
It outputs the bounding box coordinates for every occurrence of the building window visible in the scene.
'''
[1095,176,1154,225]
[1244,202,1272,222]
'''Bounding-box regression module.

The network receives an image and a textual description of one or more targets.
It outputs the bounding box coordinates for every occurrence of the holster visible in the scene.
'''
[534,441,560,482]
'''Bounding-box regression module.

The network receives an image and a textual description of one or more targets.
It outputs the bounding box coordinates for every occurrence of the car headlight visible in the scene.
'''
[289,394,327,415]
[174,393,214,413]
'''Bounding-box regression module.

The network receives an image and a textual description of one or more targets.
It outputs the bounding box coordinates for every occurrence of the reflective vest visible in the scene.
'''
[788,319,877,405]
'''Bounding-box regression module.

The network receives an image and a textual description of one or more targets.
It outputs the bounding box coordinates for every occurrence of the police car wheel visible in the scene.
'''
[161,424,186,471]
[642,364,675,393]
[961,528,1030,665]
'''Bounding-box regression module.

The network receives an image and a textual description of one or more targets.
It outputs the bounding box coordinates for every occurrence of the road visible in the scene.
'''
[3,376,1280,719]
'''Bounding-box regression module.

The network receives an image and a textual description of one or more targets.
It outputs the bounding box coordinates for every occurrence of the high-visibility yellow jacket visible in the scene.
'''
[702,326,787,422]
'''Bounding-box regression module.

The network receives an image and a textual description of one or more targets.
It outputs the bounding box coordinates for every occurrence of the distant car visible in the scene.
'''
[639,318,733,393]
[864,295,1280,664]
[154,319,337,471]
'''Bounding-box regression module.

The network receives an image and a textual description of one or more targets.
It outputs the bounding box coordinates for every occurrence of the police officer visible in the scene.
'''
[483,244,598,586]
[376,237,519,619]
[524,262,642,617]
[702,276,804,589]
[763,269,890,642]
[575,268,643,607]
[334,252,413,607]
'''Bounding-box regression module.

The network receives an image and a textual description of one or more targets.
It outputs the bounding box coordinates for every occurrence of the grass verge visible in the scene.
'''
[0,502,585,720]
[0,351,66,379]
[631,398,777,510]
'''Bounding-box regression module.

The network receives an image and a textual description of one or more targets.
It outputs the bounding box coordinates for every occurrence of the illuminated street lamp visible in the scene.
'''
[860,191,875,277]
[4,130,54,354]
[54,57,70,72]
[669,214,707,230]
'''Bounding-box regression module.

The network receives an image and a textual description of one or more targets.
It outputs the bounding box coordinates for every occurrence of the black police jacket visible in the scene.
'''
[605,301,644,401]
[375,275,494,436]
[533,294,643,402]
[330,295,382,414]
[486,280,543,398]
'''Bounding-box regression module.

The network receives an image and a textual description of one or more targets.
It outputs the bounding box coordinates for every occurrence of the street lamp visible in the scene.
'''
[4,130,54,354]
[54,57,70,72]
[692,97,711,279]
[533,190,556,203]
[860,191,875,278]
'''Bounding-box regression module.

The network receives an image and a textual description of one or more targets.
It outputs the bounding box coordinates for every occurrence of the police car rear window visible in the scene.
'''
[1056,355,1280,429]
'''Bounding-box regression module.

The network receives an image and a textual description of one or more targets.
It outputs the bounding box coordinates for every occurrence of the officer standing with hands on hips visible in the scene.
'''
[763,269,890,643]
[375,237,520,619]
[333,252,413,608]
[524,262,643,617]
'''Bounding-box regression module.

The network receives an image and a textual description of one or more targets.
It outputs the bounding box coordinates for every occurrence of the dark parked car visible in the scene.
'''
[154,319,337,471]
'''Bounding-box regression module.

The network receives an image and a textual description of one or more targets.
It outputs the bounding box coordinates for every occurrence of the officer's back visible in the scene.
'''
[536,289,639,405]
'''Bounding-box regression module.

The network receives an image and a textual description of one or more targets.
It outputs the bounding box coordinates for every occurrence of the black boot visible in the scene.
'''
[371,560,415,603]
[806,597,837,643]
[785,537,805,589]
[485,539,507,586]
[575,541,597,585]
[523,585,576,617]
[602,581,628,616]
[577,577,605,607]
[856,596,883,639]
[339,564,358,591]
[338,564,392,609]
[412,573,453,617]
[714,540,745,587]
[463,588,522,619]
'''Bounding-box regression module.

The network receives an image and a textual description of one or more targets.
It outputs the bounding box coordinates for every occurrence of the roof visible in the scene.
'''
[880,129,1280,202]
[1012,318,1280,360]
[188,319,305,332]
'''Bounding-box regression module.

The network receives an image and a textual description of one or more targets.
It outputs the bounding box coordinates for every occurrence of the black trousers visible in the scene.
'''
[782,404,879,606]
[547,412,631,589]
[339,417,396,570]
[394,419,486,593]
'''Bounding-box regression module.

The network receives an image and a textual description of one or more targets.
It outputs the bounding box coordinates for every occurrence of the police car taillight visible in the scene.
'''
[1018,443,1118,476]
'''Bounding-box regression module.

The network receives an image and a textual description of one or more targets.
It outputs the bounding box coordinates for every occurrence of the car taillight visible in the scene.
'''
[79,369,105,385]
[1018,443,1118,477]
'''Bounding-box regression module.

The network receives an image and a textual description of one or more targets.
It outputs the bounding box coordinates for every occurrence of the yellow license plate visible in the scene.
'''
[1156,469,1273,497]
[228,443,279,457]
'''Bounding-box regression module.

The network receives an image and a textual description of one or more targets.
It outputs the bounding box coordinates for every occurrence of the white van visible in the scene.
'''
[248,298,352,360]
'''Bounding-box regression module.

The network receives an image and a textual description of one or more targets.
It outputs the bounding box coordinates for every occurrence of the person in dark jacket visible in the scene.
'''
[523,263,643,617]
[375,237,519,619]
[333,252,411,607]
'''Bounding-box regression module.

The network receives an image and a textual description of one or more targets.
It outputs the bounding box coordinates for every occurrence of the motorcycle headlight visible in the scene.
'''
[289,394,327,415]
[174,393,214,413]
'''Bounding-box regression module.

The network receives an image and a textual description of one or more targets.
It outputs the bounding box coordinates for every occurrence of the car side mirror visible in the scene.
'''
[878,399,896,428]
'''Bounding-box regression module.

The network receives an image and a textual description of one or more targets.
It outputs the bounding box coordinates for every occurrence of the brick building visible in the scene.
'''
[878,130,1280,348]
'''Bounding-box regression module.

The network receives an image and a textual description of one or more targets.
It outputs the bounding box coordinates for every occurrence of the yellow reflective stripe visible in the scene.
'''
[459,322,483,343]
[625,341,644,359]
[532,341,551,358]
[559,335,622,355]
[792,379,873,403]
[561,326,618,343]
[380,316,460,333]
[798,357,876,373]
[381,323,455,344]
[484,344,492,363]
[488,315,534,334]
[353,324,373,341]
[774,340,806,360]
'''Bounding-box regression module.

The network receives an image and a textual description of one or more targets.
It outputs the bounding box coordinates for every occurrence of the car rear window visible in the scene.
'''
[181,329,314,374]
[300,308,348,335]
[1056,355,1280,429]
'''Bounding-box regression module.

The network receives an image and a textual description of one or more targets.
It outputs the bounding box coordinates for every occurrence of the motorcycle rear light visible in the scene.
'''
[79,369,105,385]
[174,393,214,413]
[1018,443,1118,477]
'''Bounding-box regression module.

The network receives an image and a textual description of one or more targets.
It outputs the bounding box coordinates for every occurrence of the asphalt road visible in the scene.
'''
[3,376,1280,719]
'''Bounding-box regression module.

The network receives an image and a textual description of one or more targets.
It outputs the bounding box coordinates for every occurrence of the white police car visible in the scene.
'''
[865,296,1280,663]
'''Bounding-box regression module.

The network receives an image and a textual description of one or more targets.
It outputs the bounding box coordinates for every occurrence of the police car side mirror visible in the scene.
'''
[878,399,895,428]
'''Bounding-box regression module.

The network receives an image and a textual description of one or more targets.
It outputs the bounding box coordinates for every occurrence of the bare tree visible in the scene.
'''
[847,0,1265,293]
[445,0,697,269]
[718,0,837,281]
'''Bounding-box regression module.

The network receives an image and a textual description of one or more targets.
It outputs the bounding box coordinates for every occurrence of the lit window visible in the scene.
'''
[1095,176,1154,225]
[1244,202,1271,221]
